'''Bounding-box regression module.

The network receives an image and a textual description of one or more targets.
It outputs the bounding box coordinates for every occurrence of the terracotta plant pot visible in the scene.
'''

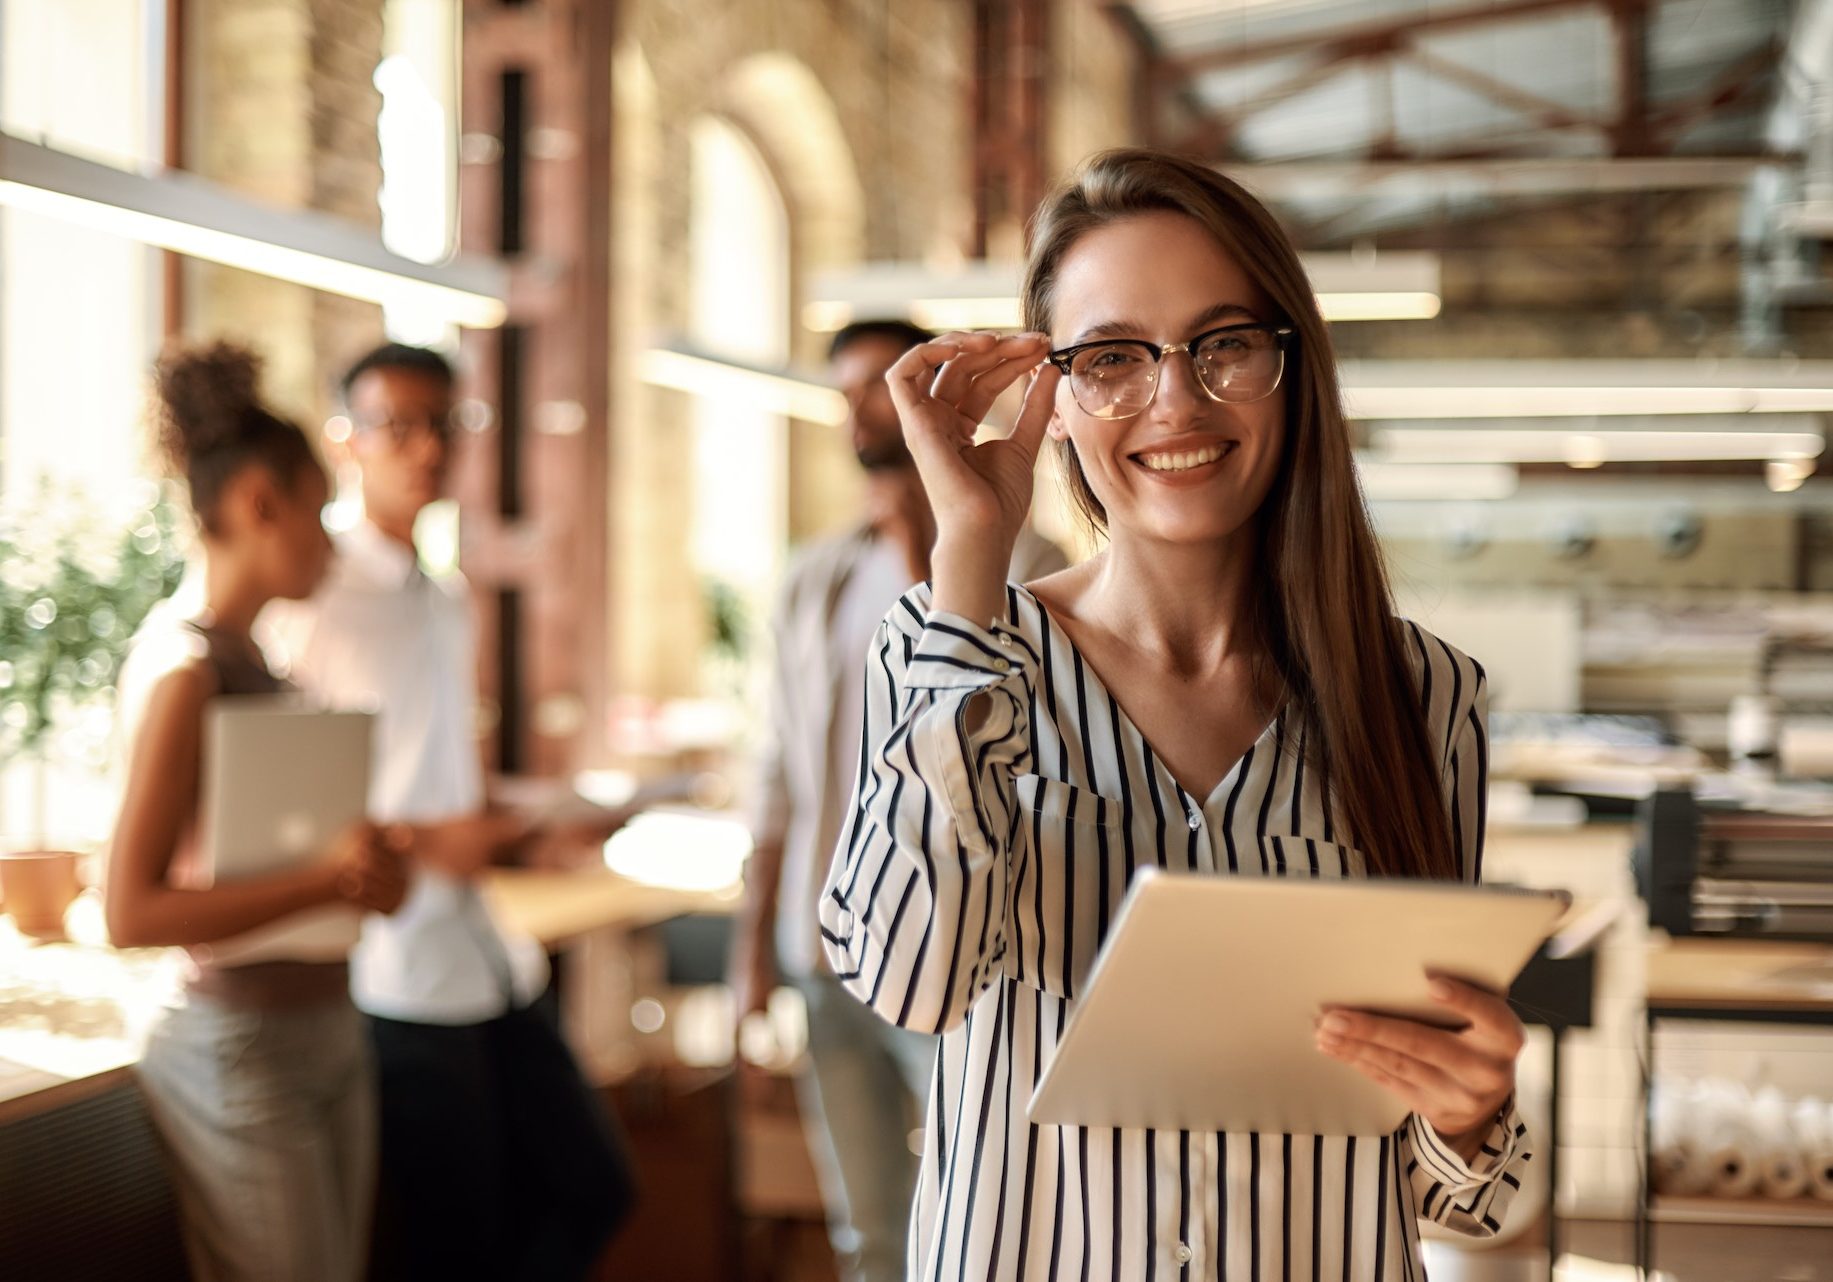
[0,850,83,938]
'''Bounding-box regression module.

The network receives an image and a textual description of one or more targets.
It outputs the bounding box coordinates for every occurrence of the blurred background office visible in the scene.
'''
[2,1,1832,1279]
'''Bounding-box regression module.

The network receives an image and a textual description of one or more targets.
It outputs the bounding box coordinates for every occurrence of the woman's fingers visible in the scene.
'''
[886,338,972,414]
[932,332,1048,407]
[1318,1028,1470,1102]
[1316,1005,1516,1134]
[1317,1009,1496,1085]
[1008,364,1063,459]
[1427,976,1527,1059]
[957,348,1051,424]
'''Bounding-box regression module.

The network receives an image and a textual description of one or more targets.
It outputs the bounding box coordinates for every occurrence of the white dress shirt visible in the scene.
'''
[262,520,548,1024]
[822,585,1528,1280]
[751,525,1069,977]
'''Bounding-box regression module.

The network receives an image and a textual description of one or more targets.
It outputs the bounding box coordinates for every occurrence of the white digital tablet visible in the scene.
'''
[197,698,374,966]
[1026,870,1568,1136]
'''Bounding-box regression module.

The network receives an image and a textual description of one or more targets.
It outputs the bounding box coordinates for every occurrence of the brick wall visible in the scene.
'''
[184,0,386,426]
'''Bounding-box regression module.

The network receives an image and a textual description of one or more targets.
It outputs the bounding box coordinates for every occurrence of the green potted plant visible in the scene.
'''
[0,485,186,936]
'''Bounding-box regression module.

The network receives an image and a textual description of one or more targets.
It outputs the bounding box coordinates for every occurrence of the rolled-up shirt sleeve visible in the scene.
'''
[819,587,1034,1035]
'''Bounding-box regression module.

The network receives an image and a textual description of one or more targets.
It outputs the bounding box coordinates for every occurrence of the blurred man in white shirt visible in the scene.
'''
[264,344,635,1281]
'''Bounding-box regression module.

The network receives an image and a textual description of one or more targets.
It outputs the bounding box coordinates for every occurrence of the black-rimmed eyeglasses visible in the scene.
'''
[353,411,458,447]
[1046,322,1297,421]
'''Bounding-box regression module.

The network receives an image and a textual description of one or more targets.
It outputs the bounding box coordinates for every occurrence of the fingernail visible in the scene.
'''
[1321,1013,1350,1036]
[1429,980,1455,1001]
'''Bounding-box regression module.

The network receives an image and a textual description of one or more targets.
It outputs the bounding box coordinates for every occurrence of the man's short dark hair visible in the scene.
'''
[340,342,456,404]
[827,319,935,363]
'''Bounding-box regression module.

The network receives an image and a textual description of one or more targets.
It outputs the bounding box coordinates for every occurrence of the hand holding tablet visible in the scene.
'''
[1026,871,1567,1137]
[1316,973,1527,1155]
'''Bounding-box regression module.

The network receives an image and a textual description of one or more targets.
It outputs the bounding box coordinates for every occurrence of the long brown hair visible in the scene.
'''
[1021,148,1458,881]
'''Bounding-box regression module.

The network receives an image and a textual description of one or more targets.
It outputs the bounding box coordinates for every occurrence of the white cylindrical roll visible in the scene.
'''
[1695,1080,1761,1199]
[1808,1099,1833,1202]
[1706,1137,1763,1198]
[1651,1078,1713,1196]
[1753,1088,1810,1200]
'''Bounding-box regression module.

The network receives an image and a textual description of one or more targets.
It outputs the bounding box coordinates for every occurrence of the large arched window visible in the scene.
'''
[687,116,790,636]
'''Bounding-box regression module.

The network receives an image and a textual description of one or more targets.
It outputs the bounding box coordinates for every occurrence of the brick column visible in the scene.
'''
[183,0,385,425]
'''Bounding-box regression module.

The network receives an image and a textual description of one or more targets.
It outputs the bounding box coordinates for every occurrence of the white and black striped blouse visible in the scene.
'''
[819,582,1531,1282]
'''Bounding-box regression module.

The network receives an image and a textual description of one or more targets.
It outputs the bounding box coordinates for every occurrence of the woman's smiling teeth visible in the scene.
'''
[1134,442,1232,472]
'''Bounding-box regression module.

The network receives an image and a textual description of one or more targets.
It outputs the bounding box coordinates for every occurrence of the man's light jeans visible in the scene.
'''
[795,971,936,1282]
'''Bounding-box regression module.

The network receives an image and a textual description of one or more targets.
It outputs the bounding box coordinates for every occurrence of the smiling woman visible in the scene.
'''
[817,149,1532,1282]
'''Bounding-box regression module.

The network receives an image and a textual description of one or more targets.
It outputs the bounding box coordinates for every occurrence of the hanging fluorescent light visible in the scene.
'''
[909,296,1027,331]
[1355,460,1518,500]
[1341,360,1833,419]
[804,290,1442,332]
[1350,385,1833,418]
[1767,458,1817,492]
[0,133,506,327]
[1373,427,1825,464]
[639,346,847,425]
[1318,291,1442,321]
[805,252,1444,332]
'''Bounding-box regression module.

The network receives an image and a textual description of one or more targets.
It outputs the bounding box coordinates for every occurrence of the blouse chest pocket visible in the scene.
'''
[1007,774,1134,1001]
[1262,834,1367,879]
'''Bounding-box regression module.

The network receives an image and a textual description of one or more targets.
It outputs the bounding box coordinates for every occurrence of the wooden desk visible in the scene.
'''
[0,867,740,1279]
[483,866,737,950]
[0,867,736,1118]
[1646,937,1833,1018]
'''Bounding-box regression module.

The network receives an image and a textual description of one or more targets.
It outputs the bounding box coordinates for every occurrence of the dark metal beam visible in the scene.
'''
[1648,40,1783,140]
[1185,49,1364,155]
[970,0,1051,253]
[1611,0,1651,156]
[1398,44,1598,135]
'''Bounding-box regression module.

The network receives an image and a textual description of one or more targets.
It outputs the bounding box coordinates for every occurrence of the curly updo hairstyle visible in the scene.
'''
[152,341,321,534]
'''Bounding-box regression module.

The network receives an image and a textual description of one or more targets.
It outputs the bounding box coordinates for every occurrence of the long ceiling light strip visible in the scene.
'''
[1374,428,1825,465]
[0,133,507,327]
[1348,386,1833,419]
[814,291,1443,333]
[1340,360,1833,419]
[1356,460,1519,500]
[806,253,1444,332]
[638,347,847,426]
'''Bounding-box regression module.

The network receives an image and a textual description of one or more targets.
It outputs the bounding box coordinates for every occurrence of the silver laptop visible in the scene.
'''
[198,697,374,966]
[1027,870,1567,1136]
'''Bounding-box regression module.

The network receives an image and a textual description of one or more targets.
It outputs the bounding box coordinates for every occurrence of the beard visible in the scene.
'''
[855,436,913,472]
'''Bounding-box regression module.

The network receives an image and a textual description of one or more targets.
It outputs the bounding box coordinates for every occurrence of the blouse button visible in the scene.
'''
[1172,1242,1193,1266]
[1186,810,1202,831]
[993,657,1010,672]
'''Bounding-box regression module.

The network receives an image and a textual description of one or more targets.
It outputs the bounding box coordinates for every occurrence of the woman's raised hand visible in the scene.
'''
[886,331,1060,624]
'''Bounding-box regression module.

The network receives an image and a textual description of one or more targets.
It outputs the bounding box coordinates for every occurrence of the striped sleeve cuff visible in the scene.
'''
[904,610,1036,691]
[1413,1093,1528,1193]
